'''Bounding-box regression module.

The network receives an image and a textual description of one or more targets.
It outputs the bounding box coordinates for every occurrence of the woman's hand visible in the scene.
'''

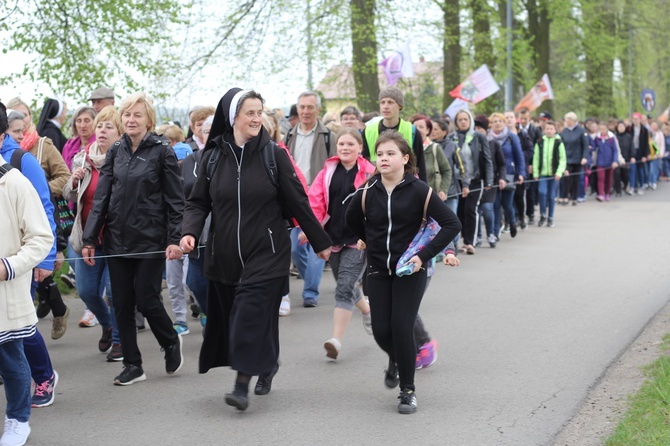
[54,251,65,271]
[82,245,96,266]
[316,247,331,261]
[630,158,636,164]
[499,179,507,190]
[407,255,423,273]
[33,268,52,282]
[356,240,366,251]
[179,236,195,254]
[166,244,183,260]
[443,253,460,267]
[612,162,619,169]
[71,167,86,188]
[518,176,524,185]
[438,191,447,201]
[462,187,470,198]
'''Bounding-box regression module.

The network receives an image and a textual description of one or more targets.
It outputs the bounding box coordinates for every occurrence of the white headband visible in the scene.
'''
[228,89,251,127]
[55,100,64,119]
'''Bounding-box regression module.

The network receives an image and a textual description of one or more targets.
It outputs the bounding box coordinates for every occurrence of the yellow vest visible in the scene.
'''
[364,120,415,162]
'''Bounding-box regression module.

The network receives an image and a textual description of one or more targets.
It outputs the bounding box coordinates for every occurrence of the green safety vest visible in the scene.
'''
[364,119,415,162]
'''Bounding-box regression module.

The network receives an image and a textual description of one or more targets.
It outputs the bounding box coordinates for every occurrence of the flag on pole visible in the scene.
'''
[444,99,470,121]
[514,74,554,112]
[379,41,414,86]
[657,106,669,123]
[449,65,500,104]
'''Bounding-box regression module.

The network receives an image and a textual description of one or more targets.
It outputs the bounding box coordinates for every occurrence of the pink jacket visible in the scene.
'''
[308,155,375,226]
[62,135,96,171]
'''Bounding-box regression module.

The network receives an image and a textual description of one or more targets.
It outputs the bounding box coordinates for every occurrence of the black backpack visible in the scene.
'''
[205,141,295,228]
[0,163,13,178]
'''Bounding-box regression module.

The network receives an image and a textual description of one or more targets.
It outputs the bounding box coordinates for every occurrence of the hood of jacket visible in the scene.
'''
[0,133,21,161]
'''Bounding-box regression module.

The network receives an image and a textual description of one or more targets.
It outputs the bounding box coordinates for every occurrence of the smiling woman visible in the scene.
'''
[180,87,332,412]
[62,107,96,170]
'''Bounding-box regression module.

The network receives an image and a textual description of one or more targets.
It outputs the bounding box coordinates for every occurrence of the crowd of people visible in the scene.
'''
[0,82,668,444]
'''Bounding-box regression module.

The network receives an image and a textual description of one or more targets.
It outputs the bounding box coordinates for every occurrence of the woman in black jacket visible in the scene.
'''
[346,131,461,414]
[449,110,493,255]
[180,88,331,411]
[35,98,68,153]
[615,121,633,195]
[82,92,185,386]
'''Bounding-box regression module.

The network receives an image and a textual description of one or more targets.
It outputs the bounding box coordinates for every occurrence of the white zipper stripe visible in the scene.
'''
[386,190,392,274]
[227,142,245,268]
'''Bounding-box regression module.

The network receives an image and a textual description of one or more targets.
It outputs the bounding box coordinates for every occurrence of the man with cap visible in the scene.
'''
[362,87,427,181]
[88,87,115,113]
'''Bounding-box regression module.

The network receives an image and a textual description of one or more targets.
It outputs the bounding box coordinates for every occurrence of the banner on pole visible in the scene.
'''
[379,41,414,86]
[444,99,470,121]
[514,74,554,112]
[449,65,500,104]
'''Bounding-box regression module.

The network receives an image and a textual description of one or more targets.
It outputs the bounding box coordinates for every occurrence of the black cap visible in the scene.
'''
[539,111,553,120]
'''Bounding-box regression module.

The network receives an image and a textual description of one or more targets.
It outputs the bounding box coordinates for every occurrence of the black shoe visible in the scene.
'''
[538,216,546,227]
[107,343,123,362]
[0,375,4,385]
[384,359,399,389]
[113,364,146,386]
[547,219,555,228]
[527,216,535,225]
[520,220,527,230]
[164,335,183,374]
[190,303,200,319]
[510,223,517,238]
[225,390,249,411]
[254,362,279,395]
[60,272,76,289]
[398,388,418,414]
[98,326,113,353]
[36,300,51,319]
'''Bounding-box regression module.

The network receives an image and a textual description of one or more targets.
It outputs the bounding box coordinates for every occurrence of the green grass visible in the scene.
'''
[605,334,670,446]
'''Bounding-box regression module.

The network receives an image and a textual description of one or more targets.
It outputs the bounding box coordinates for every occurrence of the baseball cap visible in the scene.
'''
[539,111,553,121]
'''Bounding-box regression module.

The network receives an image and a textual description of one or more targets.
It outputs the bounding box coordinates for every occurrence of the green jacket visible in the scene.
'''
[532,135,567,178]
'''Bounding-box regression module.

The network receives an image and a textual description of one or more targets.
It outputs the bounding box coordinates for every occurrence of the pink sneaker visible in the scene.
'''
[605,194,610,201]
[415,339,438,369]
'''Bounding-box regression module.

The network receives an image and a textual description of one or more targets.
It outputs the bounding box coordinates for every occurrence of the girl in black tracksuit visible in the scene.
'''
[346,131,461,414]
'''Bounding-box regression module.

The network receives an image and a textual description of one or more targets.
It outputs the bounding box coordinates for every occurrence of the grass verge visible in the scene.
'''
[605,333,670,446]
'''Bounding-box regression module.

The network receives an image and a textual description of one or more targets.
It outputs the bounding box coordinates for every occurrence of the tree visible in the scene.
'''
[350,0,379,112]
[433,0,462,111]
[0,0,184,101]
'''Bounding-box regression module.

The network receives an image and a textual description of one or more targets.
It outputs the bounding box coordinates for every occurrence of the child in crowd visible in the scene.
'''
[532,121,566,227]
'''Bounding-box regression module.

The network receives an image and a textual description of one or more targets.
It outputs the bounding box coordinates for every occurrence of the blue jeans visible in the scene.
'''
[478,202,495,239]
[578,170,586,199]
[538,177,557,219]
[648,159,660,185]
[75,251,119,344]
[0,339,31,422]
[634,162,647,188]
[186,248,208,315]
[446,197,459,245]
[290,228,324,301]
[494,188,516,235]
[664,158,670,177]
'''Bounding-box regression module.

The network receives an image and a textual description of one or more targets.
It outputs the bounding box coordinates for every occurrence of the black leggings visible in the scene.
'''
[560,164,582,201]
[367,270,427,392]
[457,179,484,246]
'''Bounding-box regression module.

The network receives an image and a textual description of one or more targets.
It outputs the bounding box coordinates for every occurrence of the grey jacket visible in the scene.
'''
[284,120,335,185]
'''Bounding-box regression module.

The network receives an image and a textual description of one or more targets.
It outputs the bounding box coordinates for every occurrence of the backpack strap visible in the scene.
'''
[0,163,12,178]
[205,147,221,182]
[324,128,331,156]
[10,149,26,171]
[261,141,279,189]
[422,187,433,223]
[361,186,367,216]
[36,137,45,165]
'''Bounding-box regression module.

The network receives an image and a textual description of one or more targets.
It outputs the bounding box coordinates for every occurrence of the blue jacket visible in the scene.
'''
[560,125,590,165]
[0,135,57,270]
[594,135,618,167]
[499,133,527,180]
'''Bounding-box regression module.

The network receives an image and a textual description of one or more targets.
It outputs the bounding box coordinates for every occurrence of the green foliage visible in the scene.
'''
[0,0,185,102]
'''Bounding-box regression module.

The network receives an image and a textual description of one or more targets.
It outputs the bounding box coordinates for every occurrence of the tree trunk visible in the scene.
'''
[582,0,616,117]
[350,0,379,112]
[527,0,552,113]
[470,0,497,113]
[440,0,461,111]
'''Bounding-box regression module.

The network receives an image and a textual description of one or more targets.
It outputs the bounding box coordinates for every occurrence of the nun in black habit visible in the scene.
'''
[36,98,68,152]
[180,88,332,411]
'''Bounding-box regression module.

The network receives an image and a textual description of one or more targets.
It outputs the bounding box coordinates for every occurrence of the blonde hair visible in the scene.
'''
[189,106,215,126]
[159,124,185,144]
[94,106,123,135]
[6,97,35,132]
[564,111,578,122]
[119,92,156,132]
[489,112,505,123]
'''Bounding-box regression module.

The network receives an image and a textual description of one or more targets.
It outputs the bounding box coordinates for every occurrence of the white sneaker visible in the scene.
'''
[78,309,98,328]
[362,312,373,335]
[279,295,291,317]
[324,338,342,359]
[1,417,30,446]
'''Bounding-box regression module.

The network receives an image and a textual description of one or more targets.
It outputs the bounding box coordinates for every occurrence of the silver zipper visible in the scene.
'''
[227,143,245,268]
[386,190,392,274]
[268,228,276,253]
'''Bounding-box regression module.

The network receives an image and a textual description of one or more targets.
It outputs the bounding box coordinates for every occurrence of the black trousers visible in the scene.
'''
[107,257,178,368]
[367,270,427,392]
[526,180,537,218]
[457,179,484,246]
[561,164,582,201]
[613,166,629,194]
[513,182,525,221]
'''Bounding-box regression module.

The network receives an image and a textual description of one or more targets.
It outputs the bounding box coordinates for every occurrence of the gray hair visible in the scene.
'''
[7,110,25,125]
[564,111,578,122]
[70,106,97,137]
[340,106,362,121]
[298,91,321,109]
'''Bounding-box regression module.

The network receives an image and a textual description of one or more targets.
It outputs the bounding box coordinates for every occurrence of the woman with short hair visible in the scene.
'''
[62,106,96,170]
[82,93,185,386]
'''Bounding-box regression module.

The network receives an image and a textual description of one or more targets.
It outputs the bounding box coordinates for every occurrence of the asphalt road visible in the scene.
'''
[6,183,670,446]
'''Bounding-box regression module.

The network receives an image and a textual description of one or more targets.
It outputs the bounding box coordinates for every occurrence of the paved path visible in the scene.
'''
[6,184,670,446]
